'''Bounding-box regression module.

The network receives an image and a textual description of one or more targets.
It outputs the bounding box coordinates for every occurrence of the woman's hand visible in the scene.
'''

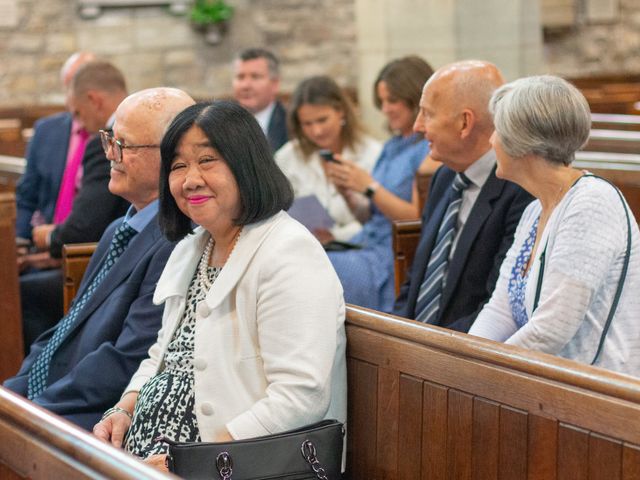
[144,454,168,472]
[93,410,132,448]
[325,155,372,193]
[93,392,138,448]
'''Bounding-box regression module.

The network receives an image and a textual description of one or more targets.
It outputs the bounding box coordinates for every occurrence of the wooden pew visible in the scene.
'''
[0,193,24,381]
[345,304,640,479]
[0,155,26,194]
[586,129,640,154]
[62,243,98,314]
[392,220,421,296]
[0,119,26,158]
[592,113,640,132]
[0,386,175,479]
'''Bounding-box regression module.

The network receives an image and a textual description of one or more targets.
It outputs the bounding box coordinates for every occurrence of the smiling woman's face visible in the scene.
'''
[168,125,241,236]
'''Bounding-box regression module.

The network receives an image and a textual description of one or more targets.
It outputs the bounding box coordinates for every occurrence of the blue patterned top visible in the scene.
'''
[508,216,539,329]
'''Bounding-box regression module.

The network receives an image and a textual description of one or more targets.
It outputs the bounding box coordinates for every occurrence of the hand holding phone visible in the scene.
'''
[318,149,341,164]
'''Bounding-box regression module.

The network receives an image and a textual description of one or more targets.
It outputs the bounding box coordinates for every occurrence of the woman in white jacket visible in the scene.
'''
[93,101,347,469]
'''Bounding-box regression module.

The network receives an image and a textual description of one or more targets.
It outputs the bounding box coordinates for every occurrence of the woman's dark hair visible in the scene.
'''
[373,56,434,115]
[159,100,294,241]
[288,75,364,158]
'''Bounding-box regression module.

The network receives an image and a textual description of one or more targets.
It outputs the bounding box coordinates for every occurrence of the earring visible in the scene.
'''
[340,119,346,126]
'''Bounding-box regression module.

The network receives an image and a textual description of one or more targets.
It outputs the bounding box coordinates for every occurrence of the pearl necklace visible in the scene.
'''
[197,228,242,291]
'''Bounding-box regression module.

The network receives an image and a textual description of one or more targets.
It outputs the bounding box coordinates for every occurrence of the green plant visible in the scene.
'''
[190,0,234,26]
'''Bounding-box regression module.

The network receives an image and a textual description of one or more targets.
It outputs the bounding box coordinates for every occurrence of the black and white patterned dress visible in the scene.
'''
[124,266,221,459]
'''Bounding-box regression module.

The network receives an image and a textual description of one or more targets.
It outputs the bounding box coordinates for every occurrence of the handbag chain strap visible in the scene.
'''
[301,440,330,480]
[214,440,331,480]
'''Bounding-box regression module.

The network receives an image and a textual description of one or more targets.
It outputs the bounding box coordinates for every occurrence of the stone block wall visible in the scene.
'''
[544,0,640,77]
[0,0,358,105]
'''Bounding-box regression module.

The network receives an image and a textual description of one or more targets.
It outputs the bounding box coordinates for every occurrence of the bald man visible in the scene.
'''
[394,61,533,332]
[5,88,195,431]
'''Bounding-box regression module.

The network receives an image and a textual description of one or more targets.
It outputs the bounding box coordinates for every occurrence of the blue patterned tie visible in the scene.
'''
[27,222,137,399]
[415,173,471,324]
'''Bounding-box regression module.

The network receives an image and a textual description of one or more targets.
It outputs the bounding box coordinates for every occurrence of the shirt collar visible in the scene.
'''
[253,101,276,133]
[463,148,496,189]
[124,199,159,233]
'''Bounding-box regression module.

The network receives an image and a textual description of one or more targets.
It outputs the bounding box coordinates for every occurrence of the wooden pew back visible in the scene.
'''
[62,243,98,314]
[345,305,640,479]
[586,129,640,154]
[0,386,175,479]
[0,155,26,194]
[392,220,421,296]
[0,193,24,380]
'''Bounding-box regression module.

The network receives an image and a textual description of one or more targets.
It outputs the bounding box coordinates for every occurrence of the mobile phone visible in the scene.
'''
[319,149,341,164]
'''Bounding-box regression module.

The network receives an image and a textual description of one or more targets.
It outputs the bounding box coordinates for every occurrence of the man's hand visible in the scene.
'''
[32,224,56,251]
[18,252,62,273]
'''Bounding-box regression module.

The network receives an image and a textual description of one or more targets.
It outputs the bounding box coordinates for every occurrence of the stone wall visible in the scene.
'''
[0,0,357,105]
[544,0,640,77]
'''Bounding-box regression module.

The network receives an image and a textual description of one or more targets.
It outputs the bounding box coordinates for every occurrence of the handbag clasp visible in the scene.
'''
[216,451,233,480]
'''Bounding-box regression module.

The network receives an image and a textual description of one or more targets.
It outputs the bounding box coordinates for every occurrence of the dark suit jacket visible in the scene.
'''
[15,112,71,239]
[48,135,129,258]
[394,164,533,332]
[4,215,175,431]
[267,100,288,152]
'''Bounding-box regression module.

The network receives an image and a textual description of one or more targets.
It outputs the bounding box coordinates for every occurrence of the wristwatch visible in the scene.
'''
[363,181,380,199]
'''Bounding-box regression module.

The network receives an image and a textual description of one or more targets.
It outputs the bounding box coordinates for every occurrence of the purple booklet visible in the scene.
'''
[287,195,334,231]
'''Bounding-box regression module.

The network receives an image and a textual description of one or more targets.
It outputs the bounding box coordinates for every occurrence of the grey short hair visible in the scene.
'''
[490,75,591,166]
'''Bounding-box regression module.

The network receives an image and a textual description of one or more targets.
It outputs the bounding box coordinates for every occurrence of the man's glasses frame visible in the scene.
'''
[99,130,160,163]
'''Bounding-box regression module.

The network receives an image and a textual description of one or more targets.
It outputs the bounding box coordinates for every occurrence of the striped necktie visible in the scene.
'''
[415,173,471,324]
[27,222,137,399]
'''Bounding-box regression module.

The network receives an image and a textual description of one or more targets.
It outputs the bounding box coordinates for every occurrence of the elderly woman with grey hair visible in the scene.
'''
[469,75,640,376]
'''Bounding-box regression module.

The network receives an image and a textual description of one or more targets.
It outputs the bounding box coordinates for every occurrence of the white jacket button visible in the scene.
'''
[201,402,214,416]
[197,302,210,317]
[194,357,207,371]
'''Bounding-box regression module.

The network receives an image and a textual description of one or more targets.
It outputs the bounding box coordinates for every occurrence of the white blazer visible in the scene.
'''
[125,211,347,440]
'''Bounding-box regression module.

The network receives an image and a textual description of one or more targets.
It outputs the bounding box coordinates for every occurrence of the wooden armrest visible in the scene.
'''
[392,220,422,297]
[62,243,97,314]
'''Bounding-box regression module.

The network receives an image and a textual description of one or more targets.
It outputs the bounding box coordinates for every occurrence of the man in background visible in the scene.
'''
[20,61,130,352]
[232,47,288,152]
[15,51,96,246]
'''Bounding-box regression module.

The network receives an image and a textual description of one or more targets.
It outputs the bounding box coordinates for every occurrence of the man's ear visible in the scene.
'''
[459,109,476,140]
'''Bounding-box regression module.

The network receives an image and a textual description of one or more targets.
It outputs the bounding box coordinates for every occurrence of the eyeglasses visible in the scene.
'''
[99,129,160,163]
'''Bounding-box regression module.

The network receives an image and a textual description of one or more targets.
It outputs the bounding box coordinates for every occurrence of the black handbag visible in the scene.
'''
[159,419,344,480]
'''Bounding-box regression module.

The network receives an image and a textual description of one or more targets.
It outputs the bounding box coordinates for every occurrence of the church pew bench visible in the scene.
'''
[0,155,26,194]
[345,304,640,479]
[0,120,26,158]
[592,113,640,132]
[392,220,422,297]
[586,129,640,155]
[0,193,24,381]
[0,386,176,479]
[62,243,98,314]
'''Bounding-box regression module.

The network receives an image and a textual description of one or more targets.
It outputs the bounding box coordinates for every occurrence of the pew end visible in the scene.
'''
[62,243,97,314]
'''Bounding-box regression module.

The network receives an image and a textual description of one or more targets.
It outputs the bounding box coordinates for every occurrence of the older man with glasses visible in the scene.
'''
[4,87,195,432]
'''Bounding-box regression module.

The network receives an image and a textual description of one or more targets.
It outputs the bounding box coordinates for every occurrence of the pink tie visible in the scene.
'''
[53,129,90,224]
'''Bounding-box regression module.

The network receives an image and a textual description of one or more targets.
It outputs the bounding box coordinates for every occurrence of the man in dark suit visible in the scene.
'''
[394,61,533,333]
[232,47,288,152]
[15,51,95,243]
[5,87,195,431]
[20,61,131,350]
